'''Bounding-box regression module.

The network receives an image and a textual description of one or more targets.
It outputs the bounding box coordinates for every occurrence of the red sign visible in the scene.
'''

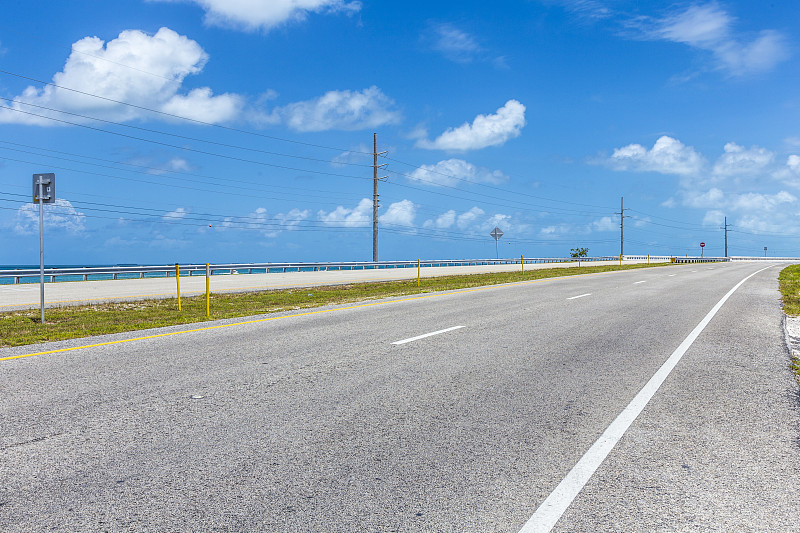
[700,242,705,247]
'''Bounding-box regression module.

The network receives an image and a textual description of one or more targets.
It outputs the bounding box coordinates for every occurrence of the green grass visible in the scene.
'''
[0,262,669,348]
[778,264,800,381]
[778,264,800,317]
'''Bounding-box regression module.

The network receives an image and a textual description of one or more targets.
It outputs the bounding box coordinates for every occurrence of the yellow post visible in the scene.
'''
[205,263,210,318]
[521,255,524,273]
[175,263,181,311]
[619,254,622,266]
[578,255,581,268]
[417,258,421,287]
[648,253,650,265]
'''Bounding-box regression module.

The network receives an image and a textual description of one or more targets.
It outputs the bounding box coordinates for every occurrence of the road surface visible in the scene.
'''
[1,261,798,531]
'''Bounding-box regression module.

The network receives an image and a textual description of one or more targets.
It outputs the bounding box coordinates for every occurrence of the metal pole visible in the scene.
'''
[175,263,181,311]
[38,180,45,324]
[724,216,728,257]
[205,263,210,317]
[373,133,378,262]
[620,197,624,258]
[495,238,499,259]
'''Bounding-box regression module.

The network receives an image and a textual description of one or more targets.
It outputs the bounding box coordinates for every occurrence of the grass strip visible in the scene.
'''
[0,262,669,348]
[778,264,800,381]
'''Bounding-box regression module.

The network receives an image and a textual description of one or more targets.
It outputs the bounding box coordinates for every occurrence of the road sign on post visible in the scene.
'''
[490,227,504,259]
[33,173,55,324]
[700,242,705,258]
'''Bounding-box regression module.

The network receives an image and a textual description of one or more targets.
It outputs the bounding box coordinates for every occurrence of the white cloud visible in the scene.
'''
[0,27,243,126]
[163,207,188,220]
[702,209,725,226]
[14,199,86,234]
[591,216,617,232]
[416,100,526,151]
[712,142,773,177]
[379,200,416,227]
[608,135,705,176]
[423,210,457,229]
[153,0,361,32]
[682,187,796,212]
[430,23,482,63]
[276,208,311,230]
[646,3,789,76]
[318,198,371,227]
[457,207,485,229]
[408,159,508,187]
[266,86,401,132]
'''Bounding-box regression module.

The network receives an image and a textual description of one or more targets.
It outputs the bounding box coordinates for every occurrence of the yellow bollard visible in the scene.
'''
[205,263,210,318]
[521,254,524,273]
[417,258,421,287]
[648,253,650,265]
[619,254,622,266]
[578,255,581,268]
[175,263,181,311]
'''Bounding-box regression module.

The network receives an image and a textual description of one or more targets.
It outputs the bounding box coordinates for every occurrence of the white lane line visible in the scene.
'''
[668,274,676,277]
[391,325,465,345]
[518,265,772,533]
[567,293,591,300]
[634,280,646,284]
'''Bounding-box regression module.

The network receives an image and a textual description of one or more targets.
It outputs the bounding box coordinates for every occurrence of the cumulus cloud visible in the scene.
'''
[416,100,526,151]
[643,3,789,76]
[0,27,243,126]
[423,210,457,229]
[379,200,416,227]
[317,198,372,227]
[712,142,773,177]
[163,207,189,221]
[265,86,401,132]
[607,135,705,176]
[682,187,796,212]
[152,0,361,32]
[591,216,617,232]
[14,199,86,234]
[220,206,310,237]
[408,159,508,187]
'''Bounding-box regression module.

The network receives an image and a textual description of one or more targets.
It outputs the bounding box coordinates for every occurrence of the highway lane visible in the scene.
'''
[1,262,798,531]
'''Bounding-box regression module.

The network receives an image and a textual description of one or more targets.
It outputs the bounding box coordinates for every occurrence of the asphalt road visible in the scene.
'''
[1,262,798,531]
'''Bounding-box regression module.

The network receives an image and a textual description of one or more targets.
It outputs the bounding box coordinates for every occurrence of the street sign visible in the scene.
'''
[700,242,705,247]
[490,227,504,259]
[32,173,55,204]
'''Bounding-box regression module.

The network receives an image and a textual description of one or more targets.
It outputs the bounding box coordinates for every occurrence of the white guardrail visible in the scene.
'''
[0,256,623,284]
[1,255,795,284]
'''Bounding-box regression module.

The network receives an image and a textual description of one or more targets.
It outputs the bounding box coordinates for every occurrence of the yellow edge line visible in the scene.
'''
[0,268,638,362]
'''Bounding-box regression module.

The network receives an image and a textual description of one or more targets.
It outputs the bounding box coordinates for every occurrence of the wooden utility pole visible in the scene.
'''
[617,197,630,257]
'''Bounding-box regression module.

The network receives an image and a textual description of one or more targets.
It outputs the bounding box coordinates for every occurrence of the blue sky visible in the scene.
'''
[1,0,798,264]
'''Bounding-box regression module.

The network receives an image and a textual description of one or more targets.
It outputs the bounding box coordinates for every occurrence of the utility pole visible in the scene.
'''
[616,197,630,257]
[372,133,387,262]
[721,216,731,257]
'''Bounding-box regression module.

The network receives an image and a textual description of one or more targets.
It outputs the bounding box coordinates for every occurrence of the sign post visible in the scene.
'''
[33,173,55,324]
[490,227,504,259]
[700,242,705,258]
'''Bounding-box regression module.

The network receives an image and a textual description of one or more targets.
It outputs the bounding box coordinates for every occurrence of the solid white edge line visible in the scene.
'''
[567,293,592,300]
[391,325,465,345]
[634,281,646,284]
[518,265,772,533]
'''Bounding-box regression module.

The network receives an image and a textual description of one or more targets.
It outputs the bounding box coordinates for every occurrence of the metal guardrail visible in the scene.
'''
[0,256,622,284]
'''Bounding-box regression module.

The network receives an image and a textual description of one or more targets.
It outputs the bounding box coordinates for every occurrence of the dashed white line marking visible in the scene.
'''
[668,274,676,277]
[517,265,772,533]
[391,325,465,345]
[567,293,591,300]
[634,280,646,284]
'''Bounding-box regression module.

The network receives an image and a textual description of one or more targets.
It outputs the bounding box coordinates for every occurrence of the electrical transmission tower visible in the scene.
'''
[372,133,387,262]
